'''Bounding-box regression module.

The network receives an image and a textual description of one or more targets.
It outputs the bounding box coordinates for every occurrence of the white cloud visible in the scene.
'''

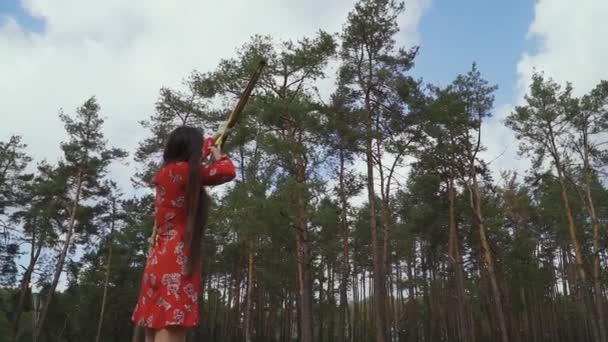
[2,1,429,289]
[481,104,529,184]
[482,0,608,184]
[1,0,429,194]
[517,0,608,96]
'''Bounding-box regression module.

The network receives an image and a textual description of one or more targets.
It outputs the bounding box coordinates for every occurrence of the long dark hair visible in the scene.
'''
[162,126,209,276]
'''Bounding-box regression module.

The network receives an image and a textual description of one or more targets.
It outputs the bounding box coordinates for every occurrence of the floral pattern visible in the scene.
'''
[132,157,236,329]
[184,283,197,303]
[156,297,172,311]
[171,196,185,208]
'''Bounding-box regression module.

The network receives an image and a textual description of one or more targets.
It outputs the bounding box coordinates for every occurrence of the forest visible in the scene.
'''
[1,0,608,341]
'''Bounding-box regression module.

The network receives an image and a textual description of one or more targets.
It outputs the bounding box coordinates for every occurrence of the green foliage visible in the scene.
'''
[506,72,575,170]
[0,135,32,287]
[3,2,608,342]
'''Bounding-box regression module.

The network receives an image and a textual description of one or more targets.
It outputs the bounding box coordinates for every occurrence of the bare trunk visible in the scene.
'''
[35,170,83,339]
[329,264,336,341]
[319,258,325,342]
[561,247,570,297]
[555,166,601,341]
[361,269,366,342]
[285,290,293,342]
[448,177,473,342]
[282,117,314,342]
[233,262,242,340]
[583,168,607,342]
[267,301,278,338]
[95,198,117,342]
[245,239,255,342]
[556,168,586,284]
[365,95,387,342]
[353,266,359,342]
[377,143,394,341]
[256,282,264,340]
[546,124,600,340]
[520,288,530,342]
[407,242,420,341]
[469,173,509,342]
[388,264,396,340]
[11,223,44,342]
[380,201,392,340]
[295,160,314,342]
[338,149,350,342]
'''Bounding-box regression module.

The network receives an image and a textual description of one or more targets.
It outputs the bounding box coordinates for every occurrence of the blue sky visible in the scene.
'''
[0,0,44,32]
[411,0,534,108]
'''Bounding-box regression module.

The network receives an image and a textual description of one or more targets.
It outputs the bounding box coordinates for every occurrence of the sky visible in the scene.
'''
[1,0,608,199]
[2,0,608,290]
[2,0,607,184]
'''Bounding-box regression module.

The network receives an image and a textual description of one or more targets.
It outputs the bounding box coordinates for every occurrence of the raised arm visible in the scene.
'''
[200,156,236,186]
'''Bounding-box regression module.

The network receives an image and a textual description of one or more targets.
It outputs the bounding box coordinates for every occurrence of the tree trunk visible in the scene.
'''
[547,125,600,340]
[295,277,301,341]
[555,165,601,341]
[361,270,366,342]
[245,239,255,342]
[338,149,350,342]
[365,95,387,342]
[448,177,474,342]
[380,147,412,342]
[285,291,293,342]
[469,173,509,342]
[95,198,117,342]
[225,275,233,339]
[11,221,44,342]
[422,255,432,342]
[555,167,586,284]
[519,288,530,342]
[353,265,359,342]
[256,282,264,340]
[35,170,83,339]
[388,264,397,341]
[329,264,336,342]
[561,247,570,297]
[377,149,394,342]
[319,258,325,342]
[396,261,404,339]
[233,260,242,341]
[285,122,314,342]
[583,167,607,342]
[380,201,393,340]
[266,301,278,339]
[295,178,314,342]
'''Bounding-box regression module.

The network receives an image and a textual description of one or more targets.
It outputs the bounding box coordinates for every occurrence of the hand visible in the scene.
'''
[209,146,223,161]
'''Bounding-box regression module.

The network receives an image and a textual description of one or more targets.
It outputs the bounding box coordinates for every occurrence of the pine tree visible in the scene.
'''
[95,182,122,342]
[568,80,608,341]
[199,33,336,342]
[34,97,126,339]
[322,89,364,342]
[450,64,508,342]
[339,1,419,339]
[0,135,32,287]
[506,73,600,340]
[416,84,475,341]
[10,162,68,342]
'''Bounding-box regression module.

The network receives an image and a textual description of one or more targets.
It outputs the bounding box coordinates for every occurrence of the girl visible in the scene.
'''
[132,126,236,342]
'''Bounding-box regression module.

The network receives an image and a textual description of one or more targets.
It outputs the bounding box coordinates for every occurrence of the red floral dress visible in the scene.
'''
[132,157,236,329]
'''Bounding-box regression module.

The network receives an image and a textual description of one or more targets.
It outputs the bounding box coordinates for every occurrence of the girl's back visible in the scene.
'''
[132,153,235,329]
